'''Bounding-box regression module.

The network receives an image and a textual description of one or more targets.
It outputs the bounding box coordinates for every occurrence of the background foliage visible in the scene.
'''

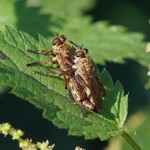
[0,0,150,150]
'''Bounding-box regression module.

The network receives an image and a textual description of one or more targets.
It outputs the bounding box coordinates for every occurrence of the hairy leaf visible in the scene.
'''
[38,0,95,17]
[60,17,149,67]
[0,26,128,140]
[0,0,149,70]
[0,0,17,31]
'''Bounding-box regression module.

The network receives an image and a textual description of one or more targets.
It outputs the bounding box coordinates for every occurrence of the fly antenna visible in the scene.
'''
[55,31,59,37]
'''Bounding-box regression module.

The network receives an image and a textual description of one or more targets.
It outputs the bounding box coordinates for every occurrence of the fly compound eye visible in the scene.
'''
[52,38,61,46]
[75,50,84,57]
[82,48,88,54]
[59,35,66,43]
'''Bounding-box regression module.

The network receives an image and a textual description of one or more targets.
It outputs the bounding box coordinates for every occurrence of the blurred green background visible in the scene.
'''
[0,0,150,149]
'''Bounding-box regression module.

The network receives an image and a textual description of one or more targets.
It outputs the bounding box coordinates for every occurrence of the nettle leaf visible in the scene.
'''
[0,0,17,31]
[39,0,95,17]
[60,17,150,67]
[0,0,149,69]
[0,26,128,141]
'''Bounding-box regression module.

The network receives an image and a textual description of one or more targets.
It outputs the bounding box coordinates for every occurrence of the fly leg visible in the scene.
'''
[26,61,53,67]
[27,49,55,56]
[66,88,74,100]
[64,75,68,89]
[34,70,61,77]
[66,38,81,49]
[26,49,57,67]
[34,68,73,90]
[24,61,56,74]
[34,67,73,77]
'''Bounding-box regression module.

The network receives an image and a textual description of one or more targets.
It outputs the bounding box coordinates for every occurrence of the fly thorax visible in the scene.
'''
[74,56,81,63]
[72,65,77,69]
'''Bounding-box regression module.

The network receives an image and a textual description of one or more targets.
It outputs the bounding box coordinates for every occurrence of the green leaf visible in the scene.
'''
[0,0,94,37]
[100,68,113,90]
[0,0,17,31]
[60,18,149,67]
[101,71,128,127]
[38,0,95,17]
[94,68,127,128]
[0,0,149,70]
[0,26,128,141]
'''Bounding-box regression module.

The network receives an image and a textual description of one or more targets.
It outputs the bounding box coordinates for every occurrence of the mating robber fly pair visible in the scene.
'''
[26,34,105,113]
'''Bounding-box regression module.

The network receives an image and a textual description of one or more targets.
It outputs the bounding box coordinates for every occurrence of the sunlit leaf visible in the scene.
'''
[0,26,128,140]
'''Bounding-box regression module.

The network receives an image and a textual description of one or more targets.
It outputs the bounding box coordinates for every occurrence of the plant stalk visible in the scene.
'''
[121,131,141,150]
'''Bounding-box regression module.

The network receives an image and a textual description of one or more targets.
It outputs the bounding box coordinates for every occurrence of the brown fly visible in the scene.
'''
[26,34,74,89]
[67,40,105,112]
[26,34,104,113]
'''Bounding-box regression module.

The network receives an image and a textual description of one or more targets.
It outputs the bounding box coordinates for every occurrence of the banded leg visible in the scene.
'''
[27,49,55,56]
[34,70,70,92]
[34,70,61,77]
[66,38,88,54]
[66,88,75,100]
[34,68,73,77]
[64,75,68,89]
[66,39,80,49]
[26,61,52,67]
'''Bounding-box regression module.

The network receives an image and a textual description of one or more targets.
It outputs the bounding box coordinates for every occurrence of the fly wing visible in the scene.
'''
[90,57,102,80]
[75,74,88,88]
[91,59,106,97]
[89,77,102,108]
[70,76,87,101]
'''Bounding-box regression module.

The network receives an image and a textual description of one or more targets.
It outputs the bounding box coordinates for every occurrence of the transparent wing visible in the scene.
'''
[88,55,102,80]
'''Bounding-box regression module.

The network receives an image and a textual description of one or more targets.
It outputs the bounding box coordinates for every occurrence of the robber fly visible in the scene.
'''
[67,40,105,112]
[26,34,74,89]
[26,34,97,112]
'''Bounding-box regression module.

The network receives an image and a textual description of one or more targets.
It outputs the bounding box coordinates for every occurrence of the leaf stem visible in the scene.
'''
[121,131,141,150]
